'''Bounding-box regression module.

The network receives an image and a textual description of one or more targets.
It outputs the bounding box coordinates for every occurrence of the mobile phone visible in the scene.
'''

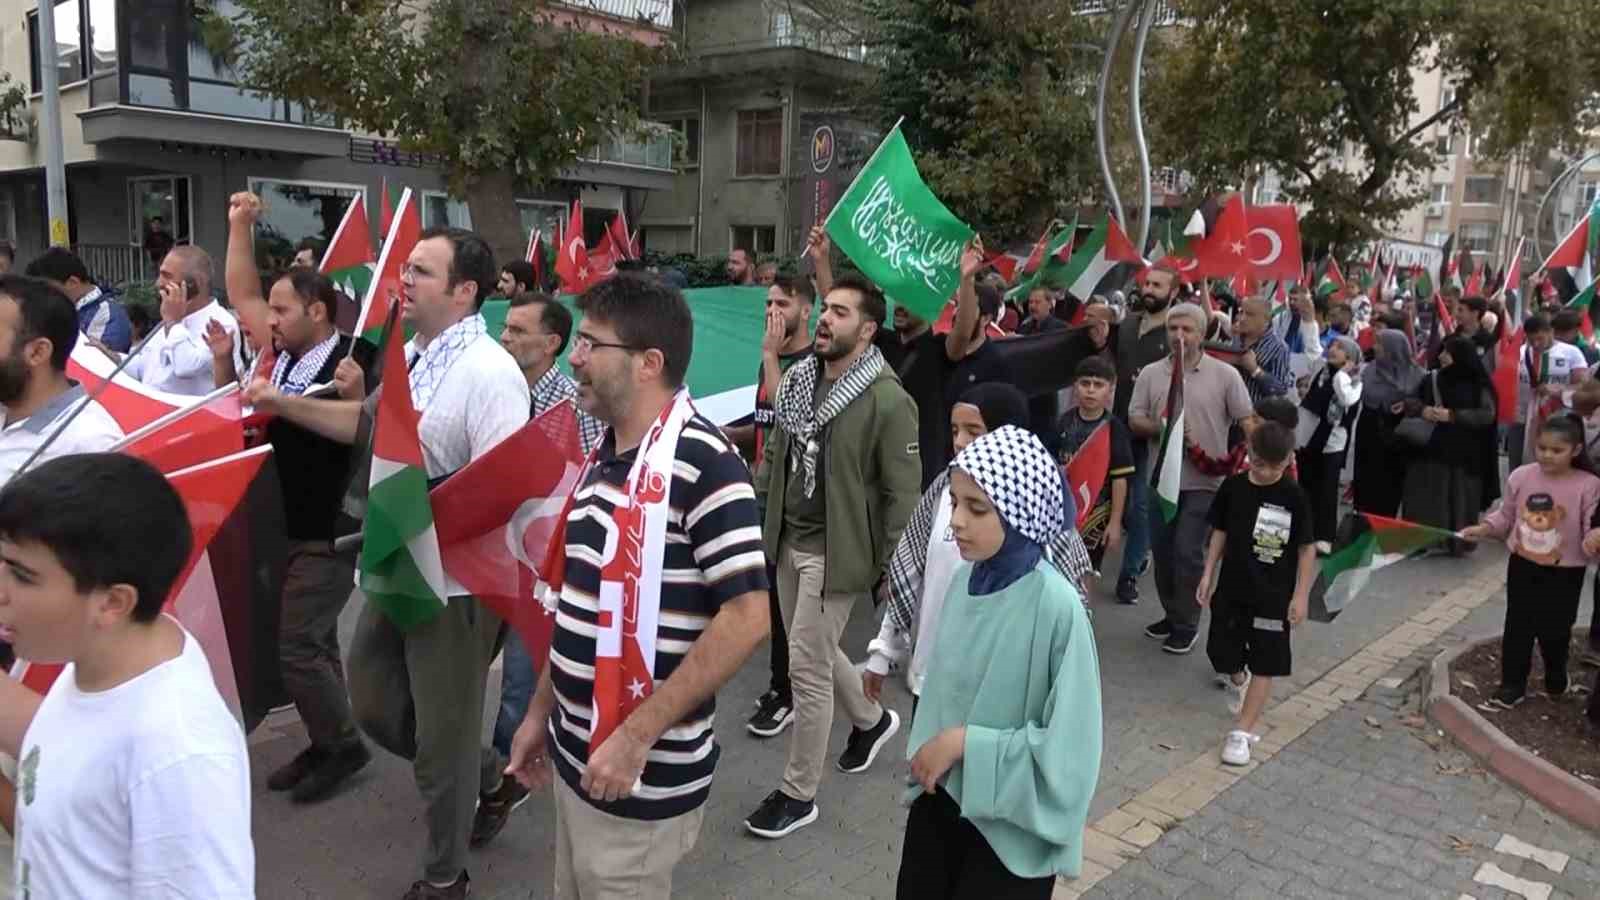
[184,276,199,299]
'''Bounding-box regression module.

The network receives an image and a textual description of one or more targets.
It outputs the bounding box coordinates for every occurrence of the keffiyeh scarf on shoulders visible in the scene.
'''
[774,345,883,498]
[407,313,487,410]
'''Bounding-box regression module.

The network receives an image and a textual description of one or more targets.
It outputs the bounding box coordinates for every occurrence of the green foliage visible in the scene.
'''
[1149,0,1600,252]
[226,0,666,243]
[865,0,1101,242]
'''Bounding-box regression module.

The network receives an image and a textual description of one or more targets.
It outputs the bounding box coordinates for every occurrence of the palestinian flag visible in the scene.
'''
[1005,218,1076,300]
[1314,514,1456,621]
[1149,213,1201,281]
[358,299,446,628]
[1062,215,1144,301]
[1413,266,1434,301]
[112,383,245,474]
[353,187,422,346]
[1567,282,1597,349]
[320,194,376,334]
[380,177,399,237]
[1150,355,1185,522]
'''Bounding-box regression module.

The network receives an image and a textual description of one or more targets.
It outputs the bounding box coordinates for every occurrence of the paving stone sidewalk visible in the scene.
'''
[1079,558,1600,900]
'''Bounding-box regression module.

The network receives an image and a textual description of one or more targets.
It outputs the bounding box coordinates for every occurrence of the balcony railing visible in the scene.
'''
[75,243,151,287]
[556,0,673,27]
[583,126,674,170]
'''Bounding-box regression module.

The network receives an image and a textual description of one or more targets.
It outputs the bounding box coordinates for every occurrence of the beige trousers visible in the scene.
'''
[553,776,705,899]
[777,537,884,801]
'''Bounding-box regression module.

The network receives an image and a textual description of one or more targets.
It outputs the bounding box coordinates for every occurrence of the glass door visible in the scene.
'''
[128,175,191,278]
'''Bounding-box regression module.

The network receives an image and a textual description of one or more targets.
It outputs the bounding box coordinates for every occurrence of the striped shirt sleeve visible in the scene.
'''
[679,424,768,607]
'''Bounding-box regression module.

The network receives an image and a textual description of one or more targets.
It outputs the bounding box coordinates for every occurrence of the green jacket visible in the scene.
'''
[756,364,922,596]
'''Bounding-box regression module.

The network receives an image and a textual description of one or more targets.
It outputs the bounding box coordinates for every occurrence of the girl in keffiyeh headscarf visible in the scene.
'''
[1352,328,1425,517]
[894,425,1102,900]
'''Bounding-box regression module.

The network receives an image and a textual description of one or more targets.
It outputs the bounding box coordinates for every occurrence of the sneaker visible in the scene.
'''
[291,742,371,805]
[1489,686,1526,709]
[469,774,532,849]
[1213,673,1232,689]
[1221,730,1259,766]
[1116,576,1140,605]
[744,790,818,839]
[1225,672,1252,715]
[1144,619,1172,640]
[837,709,901,773]
[752,688,781,711]
[402,872,470,899]
[266,745,327,792]
[1315,541,1333,556]
[1546,681,1573,700]
[747,693,795,738]
[1162,630,1199,655]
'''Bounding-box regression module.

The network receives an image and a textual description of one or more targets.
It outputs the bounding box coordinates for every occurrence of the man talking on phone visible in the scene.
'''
[99,245,241,395]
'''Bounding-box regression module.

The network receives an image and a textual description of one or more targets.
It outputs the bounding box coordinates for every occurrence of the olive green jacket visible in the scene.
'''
[755,364,922,596]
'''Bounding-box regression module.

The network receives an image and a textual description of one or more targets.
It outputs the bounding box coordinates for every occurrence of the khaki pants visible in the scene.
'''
[346,593,504,884]
[777,537,883,801]
[279,542,359,750]
[553,776,704,899]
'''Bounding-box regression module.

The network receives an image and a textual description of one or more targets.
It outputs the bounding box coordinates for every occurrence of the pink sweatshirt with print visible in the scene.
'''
[1479,464,1600,569]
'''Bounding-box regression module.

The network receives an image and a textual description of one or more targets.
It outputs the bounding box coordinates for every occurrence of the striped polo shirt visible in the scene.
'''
[547,414,768,820]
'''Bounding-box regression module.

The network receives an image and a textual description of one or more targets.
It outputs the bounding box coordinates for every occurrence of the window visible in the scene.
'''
[736,108,784,177]
[730,225,776,256]
[87,0,114,74]
[1429,183,1450,204]
[639,225,692,255]
[1433,132,1454,157]
[665,117,700,167]
[1463,176,1501,205]
[247,179,363,271]
[128,176,192,268]
[29,0,84,90]
[516,200,566,248]
[1580,181,1600,208]
[1459,222,1497,253]
[130,0,183,71]
[1424,230,1450,248]
[422,192,473,230]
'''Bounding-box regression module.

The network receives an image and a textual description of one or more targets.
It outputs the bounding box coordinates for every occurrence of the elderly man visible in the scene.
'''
[1231,294,1293,405]
[1129,302,1253,654]
[101,245,241,395]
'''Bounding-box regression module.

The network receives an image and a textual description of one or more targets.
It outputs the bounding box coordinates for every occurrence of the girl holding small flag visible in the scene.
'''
[894,426,1101,899]
[1460,414,1600,708]
[1296,335,1363,554]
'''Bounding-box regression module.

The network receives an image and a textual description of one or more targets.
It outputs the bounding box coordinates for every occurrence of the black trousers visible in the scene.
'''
[1503,555,1584,696]
[896,787,1055,900]
[766,560,791,702]
[1296,448,1342,545]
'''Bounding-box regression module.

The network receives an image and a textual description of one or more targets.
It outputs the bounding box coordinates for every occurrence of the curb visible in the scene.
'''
[1424,628,1600,834]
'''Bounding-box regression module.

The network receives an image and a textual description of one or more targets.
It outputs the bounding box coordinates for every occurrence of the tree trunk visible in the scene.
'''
[465,169,525,270]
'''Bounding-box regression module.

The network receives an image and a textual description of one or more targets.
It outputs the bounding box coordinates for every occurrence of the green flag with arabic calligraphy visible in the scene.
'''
[825,123,975,321]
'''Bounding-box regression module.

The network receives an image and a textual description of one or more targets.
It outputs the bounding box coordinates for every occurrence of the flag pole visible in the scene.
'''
[822,116,906,232]
[16,329,159,477]
[106,382,241,452]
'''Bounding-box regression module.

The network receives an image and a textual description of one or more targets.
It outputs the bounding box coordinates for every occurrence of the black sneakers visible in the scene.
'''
[1143,619,1172,640]
[744,790,818,839]
[1162,630,1199,655]
[266,745,327,793]
[837,709,900,773]
[291,742,371,804]
[747,691,795,738]
[1489,686,1526,709]
[402,872,471,899]
[1116,576,1140,605]
[470,775,532,849]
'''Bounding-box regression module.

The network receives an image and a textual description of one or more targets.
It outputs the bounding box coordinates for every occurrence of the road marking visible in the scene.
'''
[1473,861,1553,900]
[1494,834,1569,874]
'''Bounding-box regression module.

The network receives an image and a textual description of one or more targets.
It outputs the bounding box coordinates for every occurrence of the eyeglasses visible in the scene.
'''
[572,333,641,355]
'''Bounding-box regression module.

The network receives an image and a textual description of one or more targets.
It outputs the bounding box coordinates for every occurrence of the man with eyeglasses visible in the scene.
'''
[249,227,528,900]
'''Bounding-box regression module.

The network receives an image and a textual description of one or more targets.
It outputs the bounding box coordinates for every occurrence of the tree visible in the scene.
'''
[865,0,1102,242]
[1147,0,1600,252]
[221,0,666,261]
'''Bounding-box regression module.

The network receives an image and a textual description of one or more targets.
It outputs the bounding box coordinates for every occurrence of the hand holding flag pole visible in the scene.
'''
[16,328,160,477]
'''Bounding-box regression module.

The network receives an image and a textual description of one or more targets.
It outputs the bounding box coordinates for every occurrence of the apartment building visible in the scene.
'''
[5,0,677,284]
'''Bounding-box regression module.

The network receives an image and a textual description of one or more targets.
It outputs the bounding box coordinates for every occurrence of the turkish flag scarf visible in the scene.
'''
[534,390,695,752]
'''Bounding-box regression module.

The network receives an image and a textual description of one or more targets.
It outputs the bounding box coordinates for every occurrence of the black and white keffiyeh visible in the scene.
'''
[950,425,1066,547]
[408,313,487,410]
[270,331,340,396]
[774,344,884,498]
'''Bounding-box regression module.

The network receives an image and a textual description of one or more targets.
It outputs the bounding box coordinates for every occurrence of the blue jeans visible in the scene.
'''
[1119,443,1152,581]
[492,631,536,759]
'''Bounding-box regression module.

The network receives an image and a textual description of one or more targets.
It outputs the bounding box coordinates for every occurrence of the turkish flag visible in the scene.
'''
[1191,195,1251,277]
[1494,327,1524,425]
[114,384,245,474]
[556,199,600,294]
[1245,204,1304,280]
[66,342,187,432]
[1064,421,1109,530]
[932,299,1007,338]
[430,399,588,678]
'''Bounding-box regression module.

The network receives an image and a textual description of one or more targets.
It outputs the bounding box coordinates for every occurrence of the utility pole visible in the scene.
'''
[36,1,69,248]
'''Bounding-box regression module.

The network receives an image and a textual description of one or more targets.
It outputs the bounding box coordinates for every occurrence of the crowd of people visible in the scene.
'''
[0,188,1597,900]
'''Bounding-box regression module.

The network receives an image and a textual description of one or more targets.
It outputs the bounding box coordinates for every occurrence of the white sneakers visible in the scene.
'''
[1221,730,1259,766]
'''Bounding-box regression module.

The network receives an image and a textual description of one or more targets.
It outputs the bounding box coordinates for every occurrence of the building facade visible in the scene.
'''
[4,0,677,286]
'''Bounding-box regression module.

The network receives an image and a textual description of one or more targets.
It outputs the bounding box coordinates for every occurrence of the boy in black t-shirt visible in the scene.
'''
[1197,421,1316,767]
[1056,357,1135,589]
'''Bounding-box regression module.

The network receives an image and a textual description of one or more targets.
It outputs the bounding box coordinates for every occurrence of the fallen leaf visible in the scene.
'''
[1397,715,1427,728]
[1419,732,1444,750]
[1363,715,1383,728]
[1437,762,1468,776]
[1157,743,1179,751]
[1445,834,1475,852]
[1367,733,1383,741]
[1475,702,1500,713]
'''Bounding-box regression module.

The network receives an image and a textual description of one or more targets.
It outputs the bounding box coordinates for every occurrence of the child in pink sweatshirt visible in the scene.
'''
[1462,414,1600,708]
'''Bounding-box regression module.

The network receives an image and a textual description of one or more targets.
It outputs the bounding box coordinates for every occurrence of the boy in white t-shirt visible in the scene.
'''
[0,453,254,899]
[1511,314,1590,469]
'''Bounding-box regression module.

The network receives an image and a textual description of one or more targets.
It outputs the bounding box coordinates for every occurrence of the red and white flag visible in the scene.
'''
[353,187,422,344]
[1063,422,1109,530]
[556,199,603,294]
[1190,195,1251,277]
[113,383,245,474]
[66,342,190,432]
[429,399,588,673]
[1244,204,1303,280]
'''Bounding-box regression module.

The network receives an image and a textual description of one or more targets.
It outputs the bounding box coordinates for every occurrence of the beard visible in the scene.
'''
[815,328,860,362]
[0,352,28,405]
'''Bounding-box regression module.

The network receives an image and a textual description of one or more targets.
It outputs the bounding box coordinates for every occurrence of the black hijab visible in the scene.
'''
[957,382,1031,431]
[1435,335,1494,410]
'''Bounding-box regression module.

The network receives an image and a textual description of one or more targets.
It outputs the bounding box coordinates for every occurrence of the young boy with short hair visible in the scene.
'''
[1056,356,1135,593]
[0,453,254,897]
[1196,421,1317,766]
